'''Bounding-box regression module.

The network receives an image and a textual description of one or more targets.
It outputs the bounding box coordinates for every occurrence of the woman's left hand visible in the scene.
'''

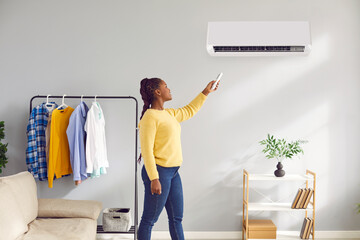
[202,80,220,96]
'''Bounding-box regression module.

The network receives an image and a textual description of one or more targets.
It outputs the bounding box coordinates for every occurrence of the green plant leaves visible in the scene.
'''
[259,134,307,161]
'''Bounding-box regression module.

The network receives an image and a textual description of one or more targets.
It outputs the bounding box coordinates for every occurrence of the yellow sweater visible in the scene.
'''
[48,107,74,188]
[139,93,207,180]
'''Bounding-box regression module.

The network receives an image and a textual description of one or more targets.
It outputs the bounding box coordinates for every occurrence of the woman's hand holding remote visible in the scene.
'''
[202,80,220,96]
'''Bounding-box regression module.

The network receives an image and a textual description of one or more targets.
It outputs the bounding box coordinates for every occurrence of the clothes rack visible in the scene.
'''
[29,95,139,240]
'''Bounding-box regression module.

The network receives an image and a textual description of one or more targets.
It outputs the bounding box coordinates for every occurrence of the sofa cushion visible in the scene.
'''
[38,198,102,220]
[23,218,97,240]
[0,171,38,225]
[0,183,28,240]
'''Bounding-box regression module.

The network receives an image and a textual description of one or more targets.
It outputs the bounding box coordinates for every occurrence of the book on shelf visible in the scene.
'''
[306,218,313,239]
[302,218,311,239]
[299,188,310,208]
[300,217,313,239]
[302,188,313,209]
[299,217,308,238]
[291,188,314,209]
[295,188,307,209]
[291,188,303,209]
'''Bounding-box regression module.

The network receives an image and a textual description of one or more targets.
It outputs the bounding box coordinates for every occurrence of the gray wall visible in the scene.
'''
[1,0,360,231]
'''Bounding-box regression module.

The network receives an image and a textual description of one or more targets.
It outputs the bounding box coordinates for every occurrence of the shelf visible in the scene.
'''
[243,170,316,240]
[97,225,135,234]
[248,174,313,181]
[248,231,302,240]
[248,203,313,211]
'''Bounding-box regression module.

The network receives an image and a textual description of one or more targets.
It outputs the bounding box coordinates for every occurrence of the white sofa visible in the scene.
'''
[0,171,102,240]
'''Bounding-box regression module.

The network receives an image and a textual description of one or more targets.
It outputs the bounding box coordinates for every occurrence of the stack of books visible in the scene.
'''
[300,217,313,239]
[291,188,313,209]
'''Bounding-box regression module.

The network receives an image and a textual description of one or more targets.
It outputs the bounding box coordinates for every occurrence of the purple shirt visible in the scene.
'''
[66,102,89,182]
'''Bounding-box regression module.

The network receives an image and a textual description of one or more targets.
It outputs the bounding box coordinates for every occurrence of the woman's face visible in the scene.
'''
[157,80,172,101]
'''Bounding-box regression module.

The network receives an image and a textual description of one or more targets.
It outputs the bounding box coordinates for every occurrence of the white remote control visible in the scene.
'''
[211,72,223,90]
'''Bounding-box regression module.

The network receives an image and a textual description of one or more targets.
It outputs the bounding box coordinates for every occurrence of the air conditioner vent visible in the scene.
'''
[213,46,305,53]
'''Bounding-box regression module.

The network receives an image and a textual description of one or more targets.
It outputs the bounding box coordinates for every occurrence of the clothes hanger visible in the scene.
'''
[94,95,99,105]
[94,95,101,109]
[45,94,56,108]
[80,95,84,103]
[57,94,68,110]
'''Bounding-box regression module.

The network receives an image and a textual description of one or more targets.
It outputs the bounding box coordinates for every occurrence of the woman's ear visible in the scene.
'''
[154,89,161,96]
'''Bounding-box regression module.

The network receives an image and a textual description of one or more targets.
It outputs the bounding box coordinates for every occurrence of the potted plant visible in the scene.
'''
[0,121,8,174]
[259,134,307,177]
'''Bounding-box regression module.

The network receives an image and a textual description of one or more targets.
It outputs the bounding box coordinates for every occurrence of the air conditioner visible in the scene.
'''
[207,21,311,56]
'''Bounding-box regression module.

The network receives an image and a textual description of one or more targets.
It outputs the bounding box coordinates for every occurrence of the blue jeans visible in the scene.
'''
[138,165,184,240]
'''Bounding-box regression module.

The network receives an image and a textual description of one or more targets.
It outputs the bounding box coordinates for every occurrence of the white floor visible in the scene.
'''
[97,238,360,240]
[97,236,360,240]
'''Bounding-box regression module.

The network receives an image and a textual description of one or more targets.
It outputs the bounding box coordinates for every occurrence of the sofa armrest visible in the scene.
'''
[38,198,102,220]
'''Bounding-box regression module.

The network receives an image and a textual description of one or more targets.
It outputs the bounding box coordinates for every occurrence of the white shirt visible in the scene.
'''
[84,102,109,178]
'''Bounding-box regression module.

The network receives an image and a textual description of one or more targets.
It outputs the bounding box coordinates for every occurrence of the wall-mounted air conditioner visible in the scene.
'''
[207,21,311,56]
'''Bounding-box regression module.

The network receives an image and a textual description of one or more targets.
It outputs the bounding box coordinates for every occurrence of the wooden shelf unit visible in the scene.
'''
[242,169,316,240]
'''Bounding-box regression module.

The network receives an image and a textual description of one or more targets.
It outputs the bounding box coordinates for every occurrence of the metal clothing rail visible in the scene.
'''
[30,95,139,240]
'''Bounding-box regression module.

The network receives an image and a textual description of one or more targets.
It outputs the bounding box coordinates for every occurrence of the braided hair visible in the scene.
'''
[138,77,162,163]
[139,77,162,120]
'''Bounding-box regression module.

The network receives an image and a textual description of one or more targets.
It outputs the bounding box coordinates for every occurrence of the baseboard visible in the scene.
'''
[152,231,240,239]
[314,231,360,238]
[97,231,360,239]
[150,231,360,239]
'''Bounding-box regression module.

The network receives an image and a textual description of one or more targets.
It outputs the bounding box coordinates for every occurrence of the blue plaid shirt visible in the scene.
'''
[26,102,57,181]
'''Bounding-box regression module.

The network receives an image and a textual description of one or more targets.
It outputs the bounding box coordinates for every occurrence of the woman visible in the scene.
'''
[138,77,219,240]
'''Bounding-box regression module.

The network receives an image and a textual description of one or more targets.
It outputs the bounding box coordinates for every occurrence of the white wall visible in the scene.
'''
[1,0,360,231]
